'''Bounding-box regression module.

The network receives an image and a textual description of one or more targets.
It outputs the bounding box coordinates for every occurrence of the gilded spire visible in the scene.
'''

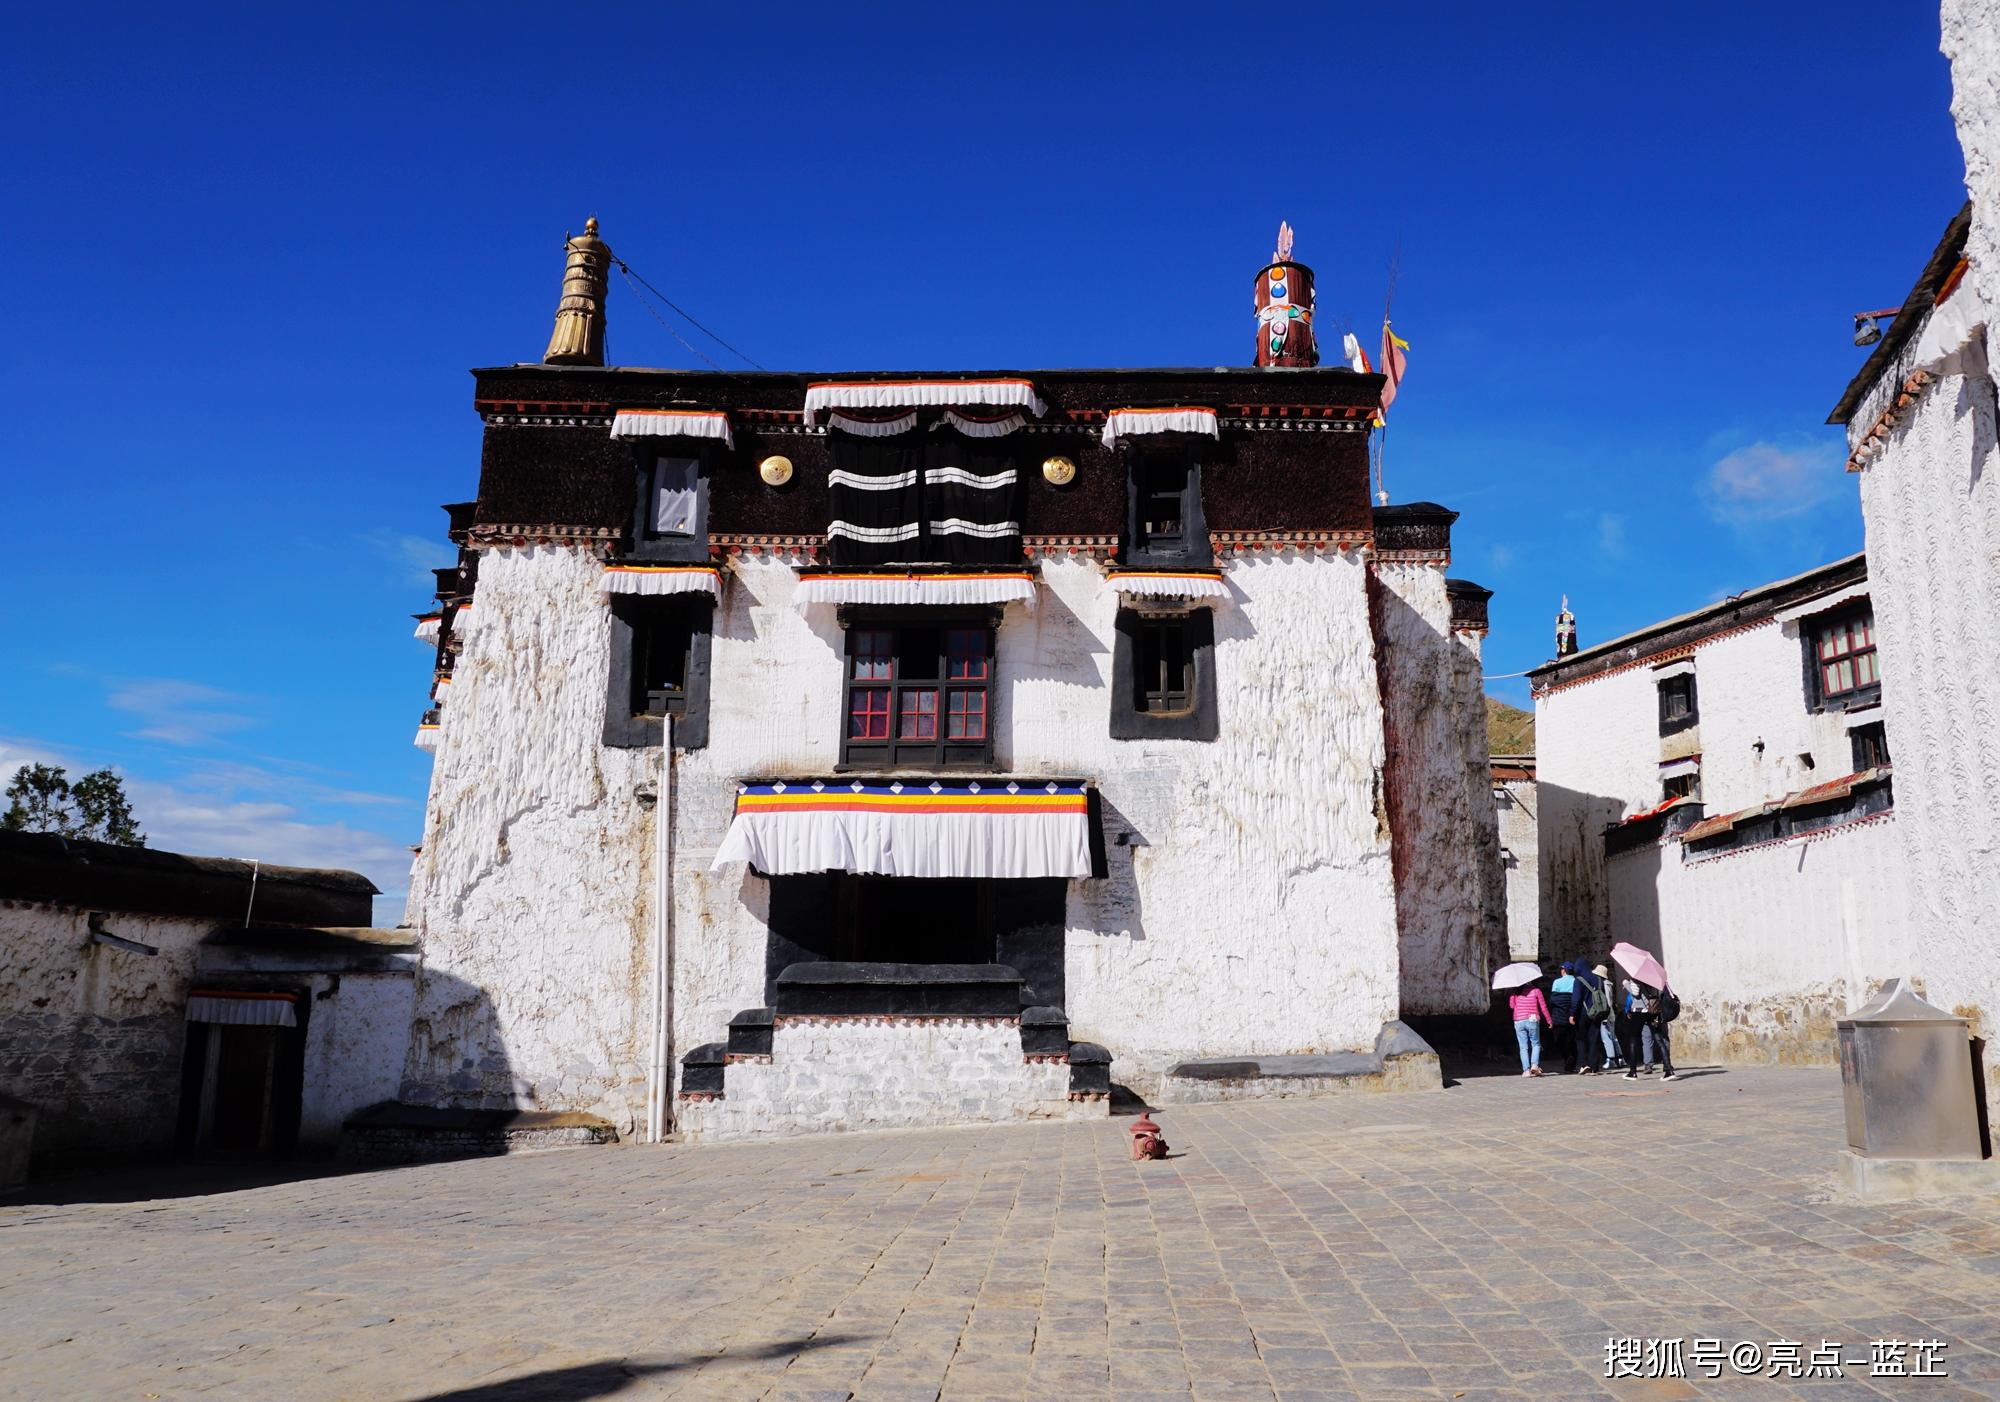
[543,217,612,366]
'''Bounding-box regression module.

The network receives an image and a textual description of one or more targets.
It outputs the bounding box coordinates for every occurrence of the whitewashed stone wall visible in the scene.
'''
[1945,0,2000,310]
[676,1017,1083,1141]
[413,542,1447,1128]
[296,972,414,1144]
[0,905,211,1159]
[405,545,659,1133]
[1364,564,1497,1014]
[1494,776,1540,960]
[1535,606,1872,958]
[1605,815,1915,1066]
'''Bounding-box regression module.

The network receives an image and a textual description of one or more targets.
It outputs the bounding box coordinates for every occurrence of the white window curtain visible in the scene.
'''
[653,457,700,536]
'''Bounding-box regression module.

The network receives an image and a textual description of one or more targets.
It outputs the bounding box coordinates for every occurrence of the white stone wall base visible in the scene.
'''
[675,1017,1106,1142]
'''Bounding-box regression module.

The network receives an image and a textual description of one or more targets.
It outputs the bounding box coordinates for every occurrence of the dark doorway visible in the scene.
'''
[177,1011,307,1159]
[838,877,991,963]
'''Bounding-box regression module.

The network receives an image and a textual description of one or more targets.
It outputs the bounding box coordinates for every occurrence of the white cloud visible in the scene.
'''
[1488,544,1516,572]
[1701,440,1842,523]
[363,530,457,589]
[106,678,261,747]
[1597,512,1627,558]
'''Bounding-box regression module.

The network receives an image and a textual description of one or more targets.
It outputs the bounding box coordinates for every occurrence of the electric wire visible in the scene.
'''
[611,255,767,370]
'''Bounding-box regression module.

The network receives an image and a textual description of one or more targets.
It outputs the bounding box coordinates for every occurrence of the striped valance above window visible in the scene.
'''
[1105,568,1229,599]
[187,990,299,1027]
[1100,406,1220,448]
[599,563,723,597]
[793,570,1037,610]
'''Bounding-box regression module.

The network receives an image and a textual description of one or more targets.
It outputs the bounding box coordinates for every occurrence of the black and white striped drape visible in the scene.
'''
[828,431,1022,566]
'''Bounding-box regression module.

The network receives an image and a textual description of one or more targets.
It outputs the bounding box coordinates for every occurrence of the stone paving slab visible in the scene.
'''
[3,1067,2000,1400]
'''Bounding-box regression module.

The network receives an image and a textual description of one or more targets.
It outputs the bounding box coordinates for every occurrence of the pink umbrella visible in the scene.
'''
[1610,942,1669,990]
[1491,961,1543,991]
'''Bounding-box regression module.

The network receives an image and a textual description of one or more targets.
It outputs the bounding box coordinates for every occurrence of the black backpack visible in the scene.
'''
[1657,988,1682,1024]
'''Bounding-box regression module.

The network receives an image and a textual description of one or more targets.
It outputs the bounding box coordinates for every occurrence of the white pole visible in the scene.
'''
[647,719,675,1143]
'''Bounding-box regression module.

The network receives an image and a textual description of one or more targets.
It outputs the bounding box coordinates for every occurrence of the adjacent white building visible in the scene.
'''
[1529,554,1913,1066]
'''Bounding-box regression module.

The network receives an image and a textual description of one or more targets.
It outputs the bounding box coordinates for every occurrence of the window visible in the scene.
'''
[1657,672,1698,735]
[603,596,712,749]
[1851,721,1891,771]
[1663,771,1700,801]
[1124,448,1210,566]
[1135,616,1194,715]
[629,451,710,562]
[841,621,994,768]
[1808,609,1881,710]
[1110,608,1217,740]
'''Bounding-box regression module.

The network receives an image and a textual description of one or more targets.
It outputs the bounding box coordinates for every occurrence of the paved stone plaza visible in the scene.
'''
[5,1066,2000,1401]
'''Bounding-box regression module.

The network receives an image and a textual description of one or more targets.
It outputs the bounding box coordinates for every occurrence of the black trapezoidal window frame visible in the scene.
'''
[1122,443,1211,568]
[1657,671,1698,736]
[1850,720,1891,771]
[838,609,998,770]
[627,444,714,564]
[604,593,713,749]
[1110,606,1218,741]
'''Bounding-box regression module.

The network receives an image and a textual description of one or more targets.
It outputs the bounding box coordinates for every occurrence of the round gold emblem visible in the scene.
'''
[758,454,793,486]
[1041,454,1077,486]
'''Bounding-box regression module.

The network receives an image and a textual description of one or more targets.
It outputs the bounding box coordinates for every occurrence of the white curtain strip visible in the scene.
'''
[187,994,298,1028]
[940,410,1025,438]
[793,574,1037,609]
[1100,407,1220,448]
[804,379,1048,425]
[1773,583,1871,625]
[827,521,922,543]
[827,410,920,438]
[930,518,1022,538]
[1911,282,1995,376]
[713,809,1089,879]
[1107,571,1230,599]
[925,467,1017,490]
[599,566,723,597]
[1658,756,1701,780]
[414,725,441,752]
[1651,658,1696,680]
[451,603,476,634]
[413,616,441,645]
[609,409,735,448]
[827,468,918,491]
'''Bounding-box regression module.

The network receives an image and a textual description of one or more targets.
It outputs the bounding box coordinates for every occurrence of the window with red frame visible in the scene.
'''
[1811,610,1880,707]
[843,621,994,768]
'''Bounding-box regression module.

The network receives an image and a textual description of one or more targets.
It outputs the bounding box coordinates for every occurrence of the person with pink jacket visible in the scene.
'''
[1508,981,1555,1077]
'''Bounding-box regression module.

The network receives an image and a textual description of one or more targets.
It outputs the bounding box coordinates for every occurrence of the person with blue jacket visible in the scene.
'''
[1569,961,1607,1075]
[1547,963,1580,1074]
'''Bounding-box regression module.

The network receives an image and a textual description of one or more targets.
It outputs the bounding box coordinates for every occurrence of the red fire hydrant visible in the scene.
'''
[1129,1113,1168,1161]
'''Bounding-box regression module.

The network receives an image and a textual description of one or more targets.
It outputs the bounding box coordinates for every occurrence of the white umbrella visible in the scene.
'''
[1492,961,1543,991]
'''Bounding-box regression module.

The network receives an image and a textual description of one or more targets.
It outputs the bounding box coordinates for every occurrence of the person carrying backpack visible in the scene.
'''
[1571,961,1611,1075]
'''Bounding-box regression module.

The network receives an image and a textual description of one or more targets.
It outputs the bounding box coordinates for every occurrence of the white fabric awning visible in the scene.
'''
[600,564,723,597]
[941,409,1025,437]
[1911,280,1993,375]
[187,991,299,1027]
[804,379,1047,426]
[1658,756,1701,780]
[1106,569,1229,599]
[610,408,735,448]
[1774,582,1870,625]
[451,602,477,634]
[792,571,1037,610]
[414,614,441,645]
[414,723,441,752]
[827,409,919,437]
[712,780,1093,879]
[1101,406,1220,448]
[1651,657,1696,680]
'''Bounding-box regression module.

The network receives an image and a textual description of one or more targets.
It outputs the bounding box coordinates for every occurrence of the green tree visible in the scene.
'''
[2,764,146,846]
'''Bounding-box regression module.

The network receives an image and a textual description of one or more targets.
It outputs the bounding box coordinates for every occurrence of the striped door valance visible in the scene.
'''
[827,437,1023,567]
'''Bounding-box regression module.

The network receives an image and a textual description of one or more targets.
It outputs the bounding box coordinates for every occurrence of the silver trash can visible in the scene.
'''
[1837,978,1983,1162]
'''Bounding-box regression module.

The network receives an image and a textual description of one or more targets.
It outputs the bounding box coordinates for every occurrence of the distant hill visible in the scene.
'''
[1486,696,1535,756]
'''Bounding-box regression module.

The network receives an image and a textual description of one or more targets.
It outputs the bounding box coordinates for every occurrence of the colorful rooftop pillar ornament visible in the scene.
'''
[1555,594,1578,657]
[544,217,612,366]
[1254,221,1318,368]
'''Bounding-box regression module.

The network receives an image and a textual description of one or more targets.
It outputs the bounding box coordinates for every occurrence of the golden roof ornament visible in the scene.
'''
[543,216,612,366]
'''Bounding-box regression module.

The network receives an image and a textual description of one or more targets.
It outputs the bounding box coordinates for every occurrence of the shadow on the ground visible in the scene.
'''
[0,1154,412,1209]
[404,1335,862,1402]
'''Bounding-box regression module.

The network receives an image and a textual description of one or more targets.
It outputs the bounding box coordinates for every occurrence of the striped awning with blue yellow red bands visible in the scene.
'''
[713,778,1095,879]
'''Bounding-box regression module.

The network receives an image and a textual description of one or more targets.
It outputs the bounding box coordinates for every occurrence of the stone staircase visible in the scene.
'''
[675,962,1110,1142]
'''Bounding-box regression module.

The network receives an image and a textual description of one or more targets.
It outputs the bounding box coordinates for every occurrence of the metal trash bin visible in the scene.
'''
[1837,978,1983,1161]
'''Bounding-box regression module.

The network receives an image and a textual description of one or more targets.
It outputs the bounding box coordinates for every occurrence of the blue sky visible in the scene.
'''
[0,4,1969,921]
